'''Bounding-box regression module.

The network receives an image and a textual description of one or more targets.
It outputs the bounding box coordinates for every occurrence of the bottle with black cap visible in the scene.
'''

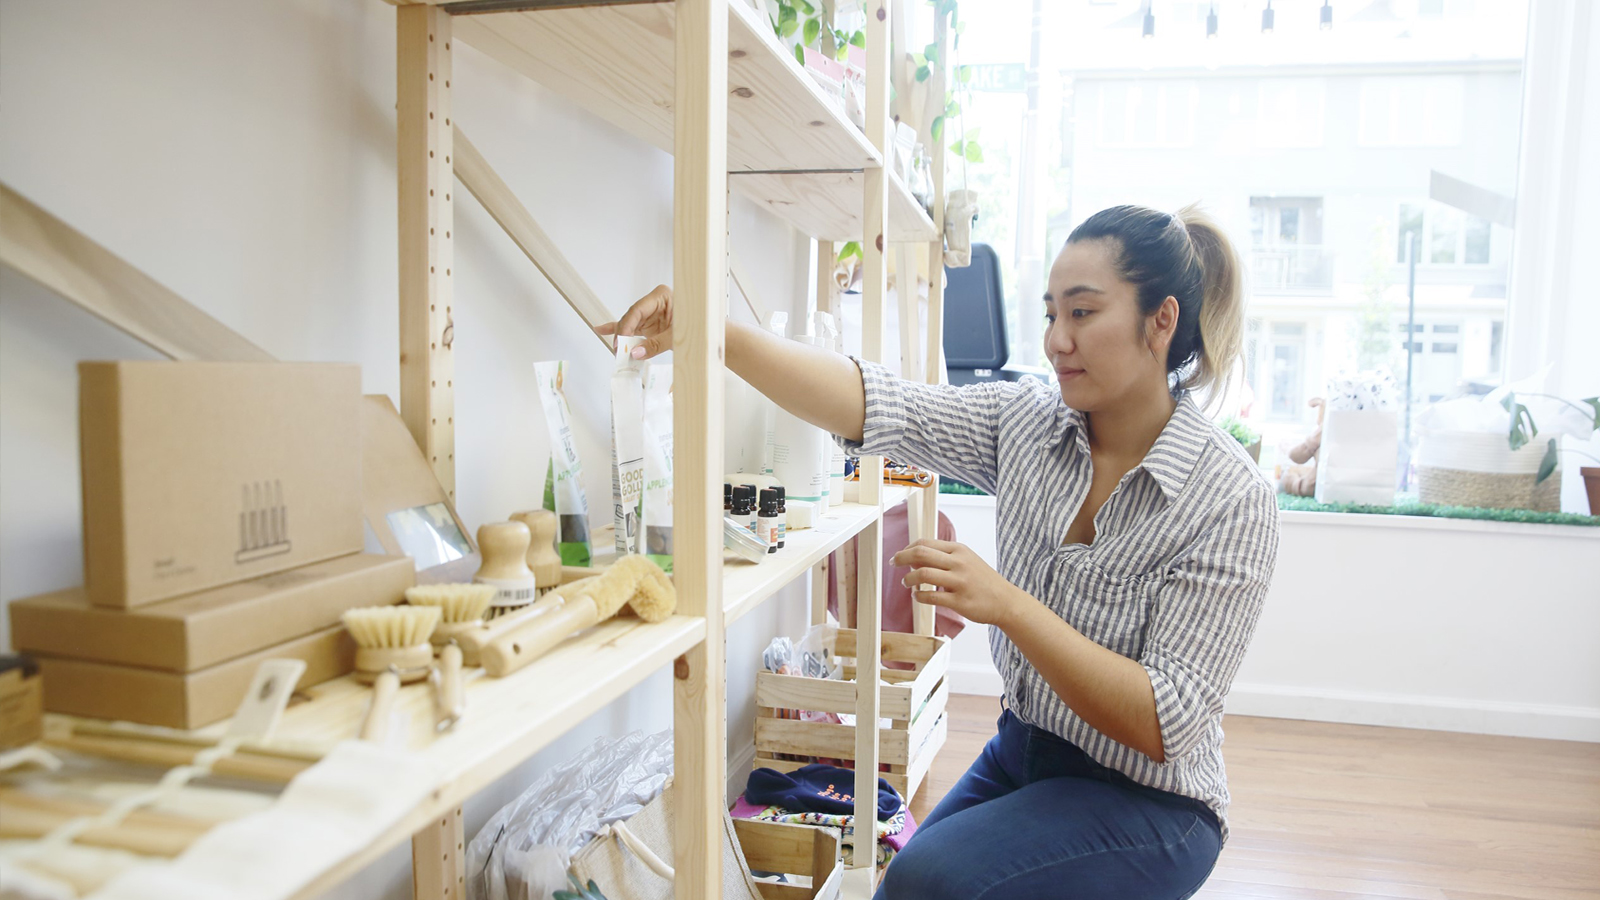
[734,484,759,534]
[724,482,733,513]
[774,486,787,548]
[757,488,780,554]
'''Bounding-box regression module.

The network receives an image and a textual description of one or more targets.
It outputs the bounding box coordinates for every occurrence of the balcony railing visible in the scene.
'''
[1249,244,1334,293]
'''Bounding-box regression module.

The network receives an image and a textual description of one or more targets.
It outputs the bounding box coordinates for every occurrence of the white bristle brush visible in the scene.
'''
[402,584,492,732]
[405,584,497,656]
[342,605,441,741]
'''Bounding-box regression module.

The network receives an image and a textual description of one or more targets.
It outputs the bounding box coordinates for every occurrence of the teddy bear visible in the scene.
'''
[1276,397,1326,497]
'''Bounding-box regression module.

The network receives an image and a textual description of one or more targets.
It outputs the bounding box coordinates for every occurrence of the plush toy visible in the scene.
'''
[1277,397,1326,497]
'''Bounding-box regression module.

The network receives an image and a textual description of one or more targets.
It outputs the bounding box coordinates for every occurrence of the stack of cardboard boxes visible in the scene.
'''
[6,362,449,730]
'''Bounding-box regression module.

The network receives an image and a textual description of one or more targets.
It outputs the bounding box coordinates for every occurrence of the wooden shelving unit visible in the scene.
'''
[0,1,953,898]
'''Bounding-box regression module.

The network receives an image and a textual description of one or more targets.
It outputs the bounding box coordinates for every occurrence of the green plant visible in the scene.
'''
[553,873,609,900]
[918,0,982,163]
[769,0,864,66]
[1218,415,1260,448]
[836,240,863,264]
[1501,391,1600,483]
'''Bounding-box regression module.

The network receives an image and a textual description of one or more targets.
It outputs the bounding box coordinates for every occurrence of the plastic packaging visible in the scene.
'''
[536,361,592,566]
[642,363,674,572]
[466,729,673,900]
[611,338,646,559]
[816,312,847,510]
[771,332,831,509]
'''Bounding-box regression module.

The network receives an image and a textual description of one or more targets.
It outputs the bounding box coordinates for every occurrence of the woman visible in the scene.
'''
[602,204,1280,899]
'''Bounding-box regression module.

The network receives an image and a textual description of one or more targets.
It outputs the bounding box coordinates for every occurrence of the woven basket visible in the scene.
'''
[1416,465,1562,512]
[1415,430,1561,512]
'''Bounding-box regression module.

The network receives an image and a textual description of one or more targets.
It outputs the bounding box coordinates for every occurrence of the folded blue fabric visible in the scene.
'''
[747,764,903,822]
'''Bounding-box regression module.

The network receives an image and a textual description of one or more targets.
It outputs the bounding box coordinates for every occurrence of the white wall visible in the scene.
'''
[943,497,1600,742]
[0,2,814,896]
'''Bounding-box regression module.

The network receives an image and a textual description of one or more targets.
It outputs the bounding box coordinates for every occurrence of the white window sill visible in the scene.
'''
[938,490,1599,540]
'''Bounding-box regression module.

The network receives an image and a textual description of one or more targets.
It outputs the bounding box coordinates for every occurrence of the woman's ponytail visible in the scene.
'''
[1176,203,1244,403]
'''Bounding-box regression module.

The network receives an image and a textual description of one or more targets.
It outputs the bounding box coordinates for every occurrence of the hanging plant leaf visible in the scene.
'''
[965,141,984,162]
[838,241,862,262]
[930,114,944,140]
[958,64,973,83]
[804,17,821,46]
[1583,397,1600,428]
[949,139,965,156]
[795,43,806,64]
[1536,438,1559,483]
[912,52,927,66]
[798,0,815,14]
[779,5,797,26]
[964,127,981,142]
[835,43,850,61]
[916,64,930,82]
[851,29,866,48]
[780,17,800,38]
[924,42,940,65]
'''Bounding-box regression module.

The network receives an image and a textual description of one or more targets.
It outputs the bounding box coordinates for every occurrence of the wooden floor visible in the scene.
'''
[909,694,1600,899]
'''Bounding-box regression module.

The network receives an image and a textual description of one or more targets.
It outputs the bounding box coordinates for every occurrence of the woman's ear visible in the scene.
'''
[1147,296,1180,354]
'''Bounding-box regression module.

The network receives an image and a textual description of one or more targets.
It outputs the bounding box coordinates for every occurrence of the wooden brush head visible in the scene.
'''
[511,509,564,589]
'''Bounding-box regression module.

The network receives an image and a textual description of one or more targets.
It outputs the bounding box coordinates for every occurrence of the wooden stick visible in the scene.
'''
[0,183,271,363]
[397,3,457,502]
[452,125,614,352]
[672,3,730,898]
[0,790,213,858]
[43,734,310,785]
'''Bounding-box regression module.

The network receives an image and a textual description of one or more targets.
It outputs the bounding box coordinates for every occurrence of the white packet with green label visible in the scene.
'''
[611,338,646,558]
[641,362,674,573]
[536,360,592,566]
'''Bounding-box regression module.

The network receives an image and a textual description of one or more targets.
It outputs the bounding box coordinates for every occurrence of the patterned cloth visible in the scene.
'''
[729,795,913,870]
[838,359,1282,847]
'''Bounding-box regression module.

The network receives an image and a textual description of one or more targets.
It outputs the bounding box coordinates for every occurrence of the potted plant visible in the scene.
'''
[1502,391,1600,515]
[1218,415,1262,463]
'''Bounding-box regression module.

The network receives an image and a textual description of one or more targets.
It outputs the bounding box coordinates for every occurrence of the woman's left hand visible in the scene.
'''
[892,539,1029,629]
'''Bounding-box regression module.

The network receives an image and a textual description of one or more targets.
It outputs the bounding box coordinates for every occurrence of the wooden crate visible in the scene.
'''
[734,818,843,900]
[753,627,950,802]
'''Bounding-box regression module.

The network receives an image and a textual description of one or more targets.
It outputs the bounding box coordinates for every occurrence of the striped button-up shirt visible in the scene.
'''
[841,360,1281,845]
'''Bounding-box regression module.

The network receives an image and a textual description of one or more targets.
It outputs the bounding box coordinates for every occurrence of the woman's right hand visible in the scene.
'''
[597,284,674,360]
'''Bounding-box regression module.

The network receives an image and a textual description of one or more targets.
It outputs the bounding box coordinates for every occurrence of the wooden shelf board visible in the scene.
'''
[269,614,703,897]
[731,169,938,244]
[451,1,879,174]
[723,484,910,625]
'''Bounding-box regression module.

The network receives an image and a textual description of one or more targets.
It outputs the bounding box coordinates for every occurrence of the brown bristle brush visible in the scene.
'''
[403,584,496,731]
[480,555,675,678]
[342,605,441,741]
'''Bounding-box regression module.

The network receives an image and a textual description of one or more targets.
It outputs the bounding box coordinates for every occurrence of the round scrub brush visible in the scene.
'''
[404,584,497,661]
[342,604,441,742]
[481,555,676,677]
[342,605,441,685]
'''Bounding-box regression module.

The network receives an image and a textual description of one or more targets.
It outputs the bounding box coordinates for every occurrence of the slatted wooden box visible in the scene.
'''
[735,818,843,900]
[753,627,950,801]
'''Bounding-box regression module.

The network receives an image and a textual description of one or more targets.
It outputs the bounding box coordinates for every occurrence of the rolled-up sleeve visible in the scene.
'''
[837,358,1016,494]
[1140,482,1280,763]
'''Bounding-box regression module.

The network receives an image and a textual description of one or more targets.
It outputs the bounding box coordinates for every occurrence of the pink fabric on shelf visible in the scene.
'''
[827,500,967,641]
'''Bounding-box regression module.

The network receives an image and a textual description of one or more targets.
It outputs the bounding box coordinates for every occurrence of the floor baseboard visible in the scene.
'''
[1225,682,1600,742]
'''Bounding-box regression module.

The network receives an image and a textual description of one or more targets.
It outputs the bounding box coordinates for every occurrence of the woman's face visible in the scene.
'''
[1042,239,1177,411]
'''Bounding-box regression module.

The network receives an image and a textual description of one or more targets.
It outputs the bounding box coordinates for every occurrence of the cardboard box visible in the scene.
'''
[10,554,411,673]
[80,361,364,608]
[0,656,44,750]
[36,625,355,730]
[361,395,473,570]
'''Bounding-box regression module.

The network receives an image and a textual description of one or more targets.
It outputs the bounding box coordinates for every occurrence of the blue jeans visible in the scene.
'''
[876,709,1222,900]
